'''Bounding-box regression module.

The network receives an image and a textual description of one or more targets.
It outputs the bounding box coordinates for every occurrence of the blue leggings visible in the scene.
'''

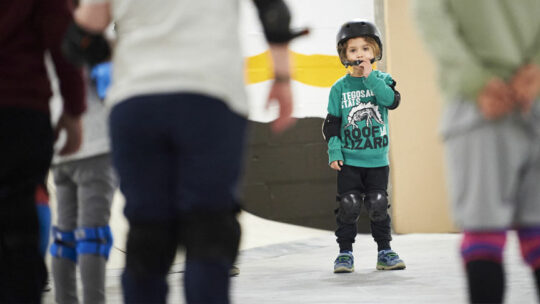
[110,93,247,303]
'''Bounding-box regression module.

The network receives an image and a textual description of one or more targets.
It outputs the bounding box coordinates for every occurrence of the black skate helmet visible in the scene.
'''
[336,20,383,66]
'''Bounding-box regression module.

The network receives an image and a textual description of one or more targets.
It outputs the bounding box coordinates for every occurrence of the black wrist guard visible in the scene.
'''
[62,21,111,67]
[387,80,401,110]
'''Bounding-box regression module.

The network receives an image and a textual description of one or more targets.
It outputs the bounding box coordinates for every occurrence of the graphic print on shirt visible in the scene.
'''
[342,102,388,150]
[344,102,384,128]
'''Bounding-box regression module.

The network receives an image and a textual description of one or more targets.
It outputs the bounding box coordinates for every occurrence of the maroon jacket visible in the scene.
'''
[0,0,85,116]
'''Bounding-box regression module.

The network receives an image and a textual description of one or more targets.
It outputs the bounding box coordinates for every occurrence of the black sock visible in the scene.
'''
[377,241,390,252]
[466,260,504,304]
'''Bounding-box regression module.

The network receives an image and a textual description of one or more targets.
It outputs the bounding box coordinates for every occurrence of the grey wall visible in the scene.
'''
[240,117,371,233]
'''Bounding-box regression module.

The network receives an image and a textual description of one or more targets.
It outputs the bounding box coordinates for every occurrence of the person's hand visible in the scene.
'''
[267,78,296,133]
[267,43,296,133]
[477,78,515,120]
[330,160,343,171]
[55,113,83,155]
[510,63,540,114]
[359,60,373,78]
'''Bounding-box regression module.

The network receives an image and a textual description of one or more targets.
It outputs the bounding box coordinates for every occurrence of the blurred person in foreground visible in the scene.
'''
[64,0,306,302]
[0,0,85,302]
[413,1,540,303]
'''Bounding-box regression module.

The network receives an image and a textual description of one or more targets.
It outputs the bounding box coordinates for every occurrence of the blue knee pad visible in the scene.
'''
[75,226,114,260]
[50,227,77,262]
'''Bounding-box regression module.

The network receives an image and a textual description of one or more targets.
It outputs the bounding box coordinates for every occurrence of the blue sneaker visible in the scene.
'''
[376,249,406,270]
[334,252,354,273]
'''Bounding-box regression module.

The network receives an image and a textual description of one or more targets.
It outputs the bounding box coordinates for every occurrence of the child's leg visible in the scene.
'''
[335,191,362,252]
[461,230,507,304]
[335,165,363,252]
[370,215,391,251]
[75,154,117,304]
[517,227,540,301]
[363,166,392,251]
[51,166,79,304]
[363,166,405,270]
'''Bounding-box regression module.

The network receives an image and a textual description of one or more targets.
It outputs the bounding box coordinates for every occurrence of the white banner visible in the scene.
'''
[240,0,375,121]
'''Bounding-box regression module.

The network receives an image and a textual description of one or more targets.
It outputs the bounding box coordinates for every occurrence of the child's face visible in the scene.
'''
[345,37,374,63]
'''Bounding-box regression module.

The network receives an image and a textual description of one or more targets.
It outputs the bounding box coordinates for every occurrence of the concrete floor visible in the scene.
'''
[42,209,538,304]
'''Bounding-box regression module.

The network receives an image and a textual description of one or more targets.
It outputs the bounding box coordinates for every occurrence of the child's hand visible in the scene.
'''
[510,63,540,114]
[477,78,515,120]
[55,112,83,156]
[330,160,343,171]
[359,60,372,78]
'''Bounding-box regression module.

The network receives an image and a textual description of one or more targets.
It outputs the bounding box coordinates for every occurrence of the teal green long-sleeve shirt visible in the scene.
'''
[413,0,540,102]
[327,70,396,168]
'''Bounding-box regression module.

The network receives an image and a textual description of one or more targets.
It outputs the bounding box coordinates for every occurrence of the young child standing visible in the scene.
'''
[323,20,405,273]
[49,62,117,304]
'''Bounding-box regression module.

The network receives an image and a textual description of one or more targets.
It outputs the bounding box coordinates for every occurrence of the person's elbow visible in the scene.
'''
[74,3,111,33]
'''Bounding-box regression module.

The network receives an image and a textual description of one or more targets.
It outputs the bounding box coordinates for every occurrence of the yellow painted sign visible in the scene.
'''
[245,51,377,88]
[245,51,345,88]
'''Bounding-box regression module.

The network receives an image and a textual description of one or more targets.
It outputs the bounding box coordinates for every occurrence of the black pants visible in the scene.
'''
[110,94,246,303]
[335,165,392,252]
[0,108,53,303]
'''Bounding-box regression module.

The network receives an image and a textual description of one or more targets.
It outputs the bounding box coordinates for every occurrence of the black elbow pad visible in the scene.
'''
[253,0,308,43]
[62,21,111,67]
[253,0,291,43]
[387,80,401,110]
[322,114,342,142]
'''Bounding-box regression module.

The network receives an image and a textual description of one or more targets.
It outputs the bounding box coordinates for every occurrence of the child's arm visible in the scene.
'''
[324,86,344,170]
[323,113,343,171]
[364,72,401,110]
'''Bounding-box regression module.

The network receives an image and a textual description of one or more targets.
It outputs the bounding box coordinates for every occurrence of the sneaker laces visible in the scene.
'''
[337,255,352,262]
[380,250,400,261]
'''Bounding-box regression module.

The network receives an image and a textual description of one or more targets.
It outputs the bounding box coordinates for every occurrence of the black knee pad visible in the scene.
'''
[364,191,389,222]
[181,211,241,264]
[125,221,178,277]
[336,191,362,224]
